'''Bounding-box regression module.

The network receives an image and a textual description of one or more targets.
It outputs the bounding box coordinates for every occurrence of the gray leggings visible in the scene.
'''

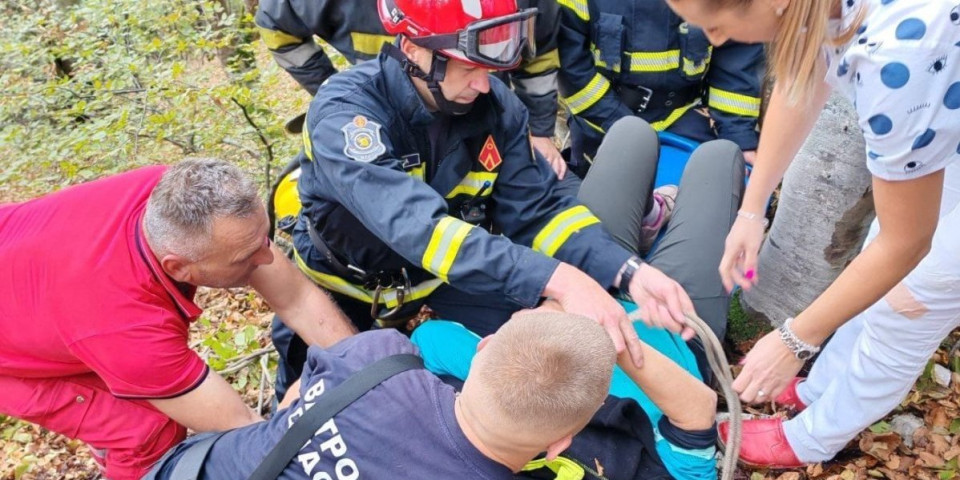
[578,116,745,339]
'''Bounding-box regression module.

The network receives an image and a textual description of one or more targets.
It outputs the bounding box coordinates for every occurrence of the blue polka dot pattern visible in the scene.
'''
[895,18,926,39]
[880,62,910,88]
[946,82,960,109]
[912,129,936,150]
[857,24,868,34]
[881,0,894,4]
[957,142,960,155]
[837,61,850,77]
[868,151,882,160]
[868,114,893,135]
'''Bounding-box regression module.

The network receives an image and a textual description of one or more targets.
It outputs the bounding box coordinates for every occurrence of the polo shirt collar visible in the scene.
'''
[134,211,202,320]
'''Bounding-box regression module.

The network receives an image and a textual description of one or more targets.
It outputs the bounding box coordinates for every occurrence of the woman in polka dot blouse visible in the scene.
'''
[667,0,960,468]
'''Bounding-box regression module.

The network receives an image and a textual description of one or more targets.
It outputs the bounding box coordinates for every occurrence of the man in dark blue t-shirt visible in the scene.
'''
[149,310,619,479]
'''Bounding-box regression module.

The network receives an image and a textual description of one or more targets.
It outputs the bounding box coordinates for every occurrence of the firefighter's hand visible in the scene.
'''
[543,263,644,368]
[627,263,697,341]
[530,136,567,180]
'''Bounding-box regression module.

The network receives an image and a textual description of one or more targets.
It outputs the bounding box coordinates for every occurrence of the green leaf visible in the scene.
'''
[949,418,960,435]
[869,421,891,433]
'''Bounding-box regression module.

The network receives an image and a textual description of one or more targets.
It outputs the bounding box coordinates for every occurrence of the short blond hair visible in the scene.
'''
[471,312,616,433]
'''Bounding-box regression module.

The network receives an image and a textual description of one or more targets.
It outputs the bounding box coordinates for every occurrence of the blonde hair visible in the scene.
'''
[470,312,616,434]
[769,0,863,103]
[708,0,864,103]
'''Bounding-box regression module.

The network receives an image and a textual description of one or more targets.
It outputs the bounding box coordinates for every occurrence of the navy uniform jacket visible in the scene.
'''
[255,0,563,137]
[557,0,764,151]
[292,52,631,310]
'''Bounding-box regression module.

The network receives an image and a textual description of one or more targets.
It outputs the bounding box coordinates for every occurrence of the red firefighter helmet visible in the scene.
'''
[378,0,536,70]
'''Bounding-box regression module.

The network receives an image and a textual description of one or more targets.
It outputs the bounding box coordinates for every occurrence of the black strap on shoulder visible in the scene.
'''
[247,353,424,480]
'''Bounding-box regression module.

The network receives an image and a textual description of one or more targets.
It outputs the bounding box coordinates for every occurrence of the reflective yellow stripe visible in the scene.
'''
[583,118,604,134]
[445,171,498,199]
[407,165,425,181]
[590,44,618,72]
[522,48,560,74]
[681,46,712,77]
[302,113,314,161]
[521,458,586,480]
[422,217,474,282]
[259,27,304,50]
[708,87,761,117]
[562,73,611,115]
[349,32,395,56]
[650,100,699,131]
[627,50,680,72]
[533,205,601,257]
[293,250,443,307]
[557,0,589,21]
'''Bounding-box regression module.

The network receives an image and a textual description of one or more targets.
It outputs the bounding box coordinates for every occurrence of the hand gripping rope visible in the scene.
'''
[625,309,741,480]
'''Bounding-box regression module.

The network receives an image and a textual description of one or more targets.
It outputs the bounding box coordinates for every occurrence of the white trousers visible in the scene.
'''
[784,165,960,462]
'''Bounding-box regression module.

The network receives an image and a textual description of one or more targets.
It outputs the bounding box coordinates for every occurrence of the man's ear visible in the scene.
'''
[476,335,493,353]
[160,254,195,283]
[399,36,420,62]
[544,434,574,460]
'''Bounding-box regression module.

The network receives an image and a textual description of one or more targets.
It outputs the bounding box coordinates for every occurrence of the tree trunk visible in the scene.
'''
[741,93,875,327]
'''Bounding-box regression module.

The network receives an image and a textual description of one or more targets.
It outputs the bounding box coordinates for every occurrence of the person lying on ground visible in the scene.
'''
[149,304,717,479]
[412,299,719,480]
[146,310,616,479]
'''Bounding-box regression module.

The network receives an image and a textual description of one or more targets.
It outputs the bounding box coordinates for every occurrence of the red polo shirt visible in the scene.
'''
[0,166,208,399]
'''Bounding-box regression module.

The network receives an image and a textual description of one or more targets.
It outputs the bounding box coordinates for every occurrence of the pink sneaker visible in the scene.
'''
[639,185,677,253]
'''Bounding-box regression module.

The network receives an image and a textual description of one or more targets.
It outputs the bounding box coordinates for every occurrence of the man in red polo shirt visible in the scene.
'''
[0,159,355,479]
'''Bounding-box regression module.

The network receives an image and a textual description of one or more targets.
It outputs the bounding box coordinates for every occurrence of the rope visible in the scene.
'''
[626,310,741,480]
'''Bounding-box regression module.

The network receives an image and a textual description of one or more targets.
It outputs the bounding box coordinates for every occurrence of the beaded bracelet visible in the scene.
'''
[737,210,770,228]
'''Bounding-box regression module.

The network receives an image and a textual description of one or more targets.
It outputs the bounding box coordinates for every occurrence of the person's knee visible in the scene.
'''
[687,139,745,174]
[606,116,659,150]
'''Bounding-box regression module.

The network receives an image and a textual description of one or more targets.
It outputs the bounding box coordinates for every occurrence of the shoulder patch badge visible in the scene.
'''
[341,115,386,163]
[478,134,502,172]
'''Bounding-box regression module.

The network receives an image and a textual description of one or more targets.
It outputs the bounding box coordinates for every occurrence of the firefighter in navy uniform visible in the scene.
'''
[255,0,569,169]
[270,0,703,400]
[556,0,765,175]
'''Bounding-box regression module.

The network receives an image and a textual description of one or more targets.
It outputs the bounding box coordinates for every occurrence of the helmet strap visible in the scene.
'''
[384,42,474,116]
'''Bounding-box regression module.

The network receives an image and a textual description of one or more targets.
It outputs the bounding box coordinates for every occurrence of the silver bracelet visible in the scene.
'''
[737,210,770,228]
[778,317,820,361]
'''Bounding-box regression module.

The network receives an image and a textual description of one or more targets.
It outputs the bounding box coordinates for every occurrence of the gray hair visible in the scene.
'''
[143,158,261,260]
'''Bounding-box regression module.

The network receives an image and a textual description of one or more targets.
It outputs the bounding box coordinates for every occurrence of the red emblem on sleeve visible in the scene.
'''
[478,135,502,172]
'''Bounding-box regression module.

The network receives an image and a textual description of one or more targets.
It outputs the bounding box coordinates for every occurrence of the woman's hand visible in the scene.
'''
[732,329,804,403]
[718,214,766,292]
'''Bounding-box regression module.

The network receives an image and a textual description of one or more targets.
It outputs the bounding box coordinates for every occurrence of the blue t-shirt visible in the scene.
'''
[156,330,513,480]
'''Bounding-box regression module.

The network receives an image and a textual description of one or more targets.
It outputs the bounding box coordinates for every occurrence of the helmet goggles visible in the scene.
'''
[409,8,538,70]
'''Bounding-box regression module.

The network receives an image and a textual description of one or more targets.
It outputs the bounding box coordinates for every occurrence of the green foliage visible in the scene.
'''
[0,0,301,200]
[868,420,891,434]
[726,290,773,344]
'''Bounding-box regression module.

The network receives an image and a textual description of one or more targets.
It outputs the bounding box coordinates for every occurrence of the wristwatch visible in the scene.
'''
[779,317,820,360]
[619,256,643,297]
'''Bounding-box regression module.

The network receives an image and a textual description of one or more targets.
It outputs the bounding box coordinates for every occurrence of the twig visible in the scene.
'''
[230,97,274,190]
[218,346,275,375]
[221,137,262,160]
[257,353,271,414]
[132,90,147,157]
